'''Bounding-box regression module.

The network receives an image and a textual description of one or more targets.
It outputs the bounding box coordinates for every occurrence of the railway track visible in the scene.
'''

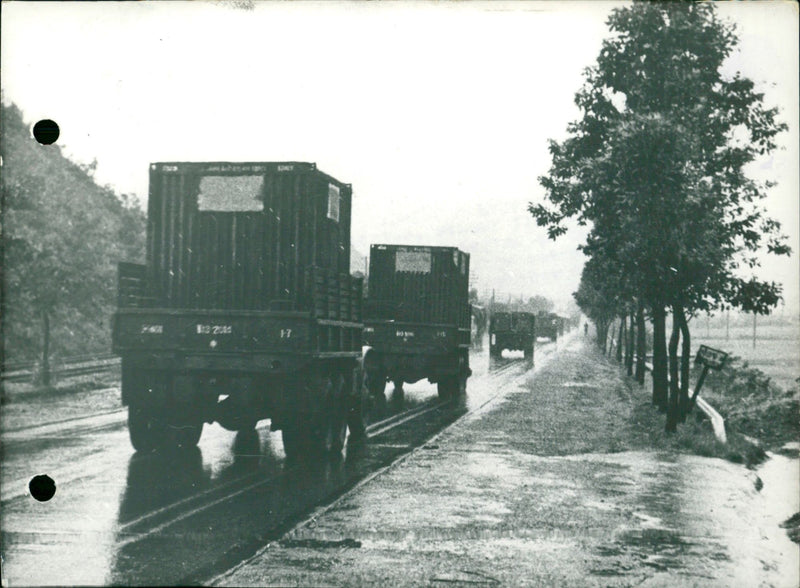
[115,396,456,543]
[1,349,536,586]
[1,354,120,383]
[177,360,526,548]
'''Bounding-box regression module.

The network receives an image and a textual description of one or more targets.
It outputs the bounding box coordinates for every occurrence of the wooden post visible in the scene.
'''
[688,365,710,412]
[753,311,756,349]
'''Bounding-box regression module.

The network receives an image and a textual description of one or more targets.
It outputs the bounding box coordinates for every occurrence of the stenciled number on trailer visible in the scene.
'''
[196,324,232,335]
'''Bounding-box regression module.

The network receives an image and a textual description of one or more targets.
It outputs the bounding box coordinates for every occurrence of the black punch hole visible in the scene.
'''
[33,119,60,145]
[29,474,56,502]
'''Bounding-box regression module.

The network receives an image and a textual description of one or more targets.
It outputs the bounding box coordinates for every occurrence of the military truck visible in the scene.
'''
[362,244,471,402]
[489,311,536,360]
[112,162,365,459]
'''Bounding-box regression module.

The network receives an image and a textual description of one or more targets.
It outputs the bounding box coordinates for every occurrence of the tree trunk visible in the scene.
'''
[625,310,635,376]
[666,304,681,433]
[651,304,668,411]
[678,305,691,423]
[616,317,624,363]
[41,309,51,387]
[635,303,646,385]
[599,320,608,353]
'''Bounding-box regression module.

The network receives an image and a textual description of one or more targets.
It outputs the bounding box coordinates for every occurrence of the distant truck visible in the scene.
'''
[536,311,560,341]
[489,311,536,359]
[362,244,471,401]
[470,304,488,349]
[112,162,365,459]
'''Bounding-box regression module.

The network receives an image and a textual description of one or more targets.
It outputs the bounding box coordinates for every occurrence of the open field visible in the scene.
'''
[690,318,800,392]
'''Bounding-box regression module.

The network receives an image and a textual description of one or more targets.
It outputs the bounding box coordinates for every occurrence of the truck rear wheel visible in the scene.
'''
[282,371,347,460]
[164,416,204,450]
[281,417,307,461]
[321,373,347,456]
[366,369,387,399]
[128,405,166,453]
[283,411,343,460]
[346,368,368,445]
[390,380,405,411]
[524,344,534,361]
[437,377,457,401]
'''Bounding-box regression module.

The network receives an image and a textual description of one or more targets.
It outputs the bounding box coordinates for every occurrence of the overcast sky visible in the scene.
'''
[2,1,798,312]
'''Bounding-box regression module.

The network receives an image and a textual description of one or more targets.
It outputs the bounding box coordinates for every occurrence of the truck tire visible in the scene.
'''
[346,368,368,446]
[164,417,204,450]
[366,368,387,399]
[128,405,166,453]
[281,417,307,461]
[389,380,405,411]
[324,373,347,456]
[437,377,457,401]
[524,344,534,361]
[283,371,347,460]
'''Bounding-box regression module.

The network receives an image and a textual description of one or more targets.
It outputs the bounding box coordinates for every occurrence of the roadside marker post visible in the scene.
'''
[688,345,729,412]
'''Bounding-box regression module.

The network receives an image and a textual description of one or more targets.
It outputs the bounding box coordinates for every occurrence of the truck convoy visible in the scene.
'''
[362,245,472,402]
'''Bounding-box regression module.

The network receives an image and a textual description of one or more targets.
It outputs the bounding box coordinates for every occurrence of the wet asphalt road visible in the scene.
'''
[215,334,799,588]
[1,343,540,586]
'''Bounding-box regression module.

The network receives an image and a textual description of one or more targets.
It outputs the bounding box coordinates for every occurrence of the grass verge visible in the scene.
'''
[629,398,768,467]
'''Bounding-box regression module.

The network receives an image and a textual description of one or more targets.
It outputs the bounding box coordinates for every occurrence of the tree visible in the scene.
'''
[573,257,621,354]
[530,1,789,430]
[526,295,554,314]
[2,101,145,383]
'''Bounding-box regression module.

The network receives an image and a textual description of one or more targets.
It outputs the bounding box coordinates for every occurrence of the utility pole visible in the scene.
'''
[753,311,757,349]
[726,309,730,341]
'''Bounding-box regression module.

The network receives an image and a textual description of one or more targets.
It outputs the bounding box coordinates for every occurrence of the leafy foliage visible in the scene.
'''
[529,1,790,430]
[531,2,789,314]
[1,101,145,364]
[490,294,555,315]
